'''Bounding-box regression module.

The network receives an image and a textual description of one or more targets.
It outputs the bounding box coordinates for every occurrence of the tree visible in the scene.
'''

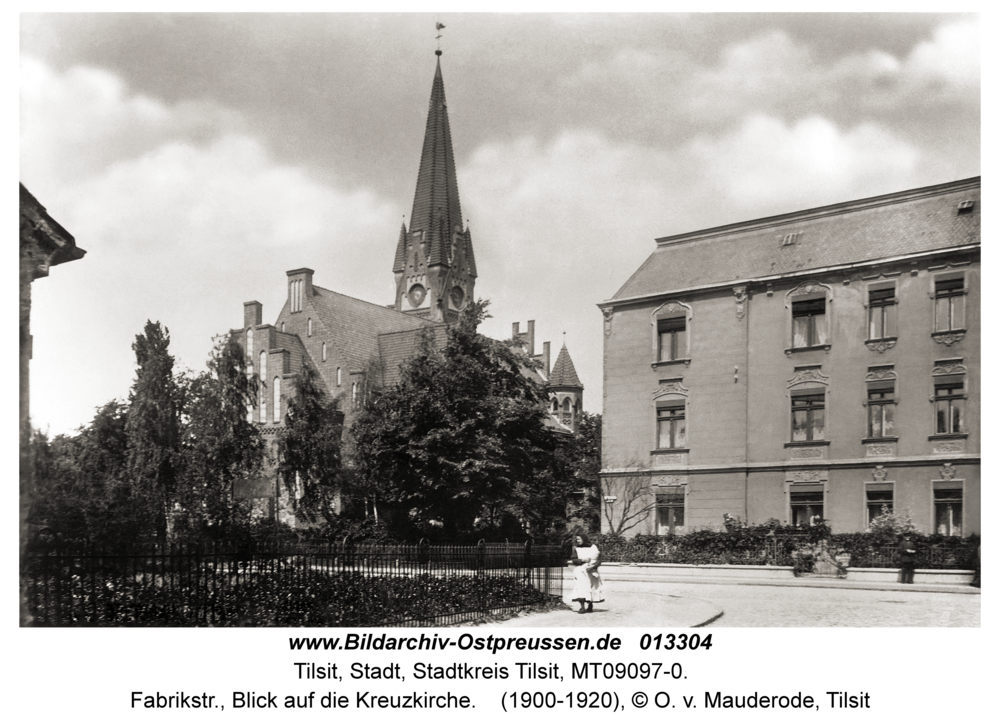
[277,361,344,526]
[352,300,563,539]
[565,412,602,534]
[601,466,657,537]
[176,335,266,538]
[125,321,181,540]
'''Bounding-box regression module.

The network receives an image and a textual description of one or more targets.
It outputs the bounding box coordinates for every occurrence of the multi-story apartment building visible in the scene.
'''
[599,177,980,536]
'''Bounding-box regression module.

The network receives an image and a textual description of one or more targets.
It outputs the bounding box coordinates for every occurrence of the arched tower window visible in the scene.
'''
[273,377,281,423]
[259,350,267,382]
[562,398,571,411]
[246,328,254,357]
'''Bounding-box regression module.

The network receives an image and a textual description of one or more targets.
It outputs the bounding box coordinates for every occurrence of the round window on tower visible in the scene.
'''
[450,286,465,309]
[408,284,426,308]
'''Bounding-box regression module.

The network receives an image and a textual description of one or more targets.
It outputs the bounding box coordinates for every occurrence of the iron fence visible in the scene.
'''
[21,539,563,627]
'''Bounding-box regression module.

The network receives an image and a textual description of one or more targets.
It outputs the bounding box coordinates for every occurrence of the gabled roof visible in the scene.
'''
[409,55,463,240]
[306,285,433,372]
[19,183,86,272]
[609,177,981,304]
[376,325,449,389]
[548,344,583,389]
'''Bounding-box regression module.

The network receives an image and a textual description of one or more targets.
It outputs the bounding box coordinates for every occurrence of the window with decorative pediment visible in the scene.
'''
[789,484,824,526]
[931,359,967,437]
[865,282,897,352]
[933,273,966,335]
[786,366,830,448]
[864,367,897,441]
[866,484,894,525]
[651,301,692,367]
[656,489,685,535]
[652,379,689,452]
[785,282,832,354]
[933,481,963,536]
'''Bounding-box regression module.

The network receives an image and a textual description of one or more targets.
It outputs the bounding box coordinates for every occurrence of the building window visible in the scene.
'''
[551,398,558,412]
[656,403,686,449]
[791,392,825,441]
[934,381,964,434]
[247,363,255,422]
[657,317,686,362]
[259,350,267,382]
[791,298,827,348]
[352,382,358,410]
[790,488,824,526]
[290,279,303,313]
[246,328,254,357]
[656,491,685,535]
[868,286,897,340]
[867,383,895,438]
[337,367,342,386]
[934,487,963,536]
[934,275,965,333]
[322,342,327,362]
[866,488,893,525]
[273,377,281,423]
[260,378,267,423]
[307,318,313,336]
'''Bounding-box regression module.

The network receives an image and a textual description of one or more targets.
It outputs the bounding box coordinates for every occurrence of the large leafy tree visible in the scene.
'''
[352,301,564,539]
[277,362,344,526]
[125,321,181,540]
[176,335,265,538]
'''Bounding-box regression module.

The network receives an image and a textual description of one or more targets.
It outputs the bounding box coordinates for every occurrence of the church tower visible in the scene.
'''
[548,343,584,433]
[393,51,477,323]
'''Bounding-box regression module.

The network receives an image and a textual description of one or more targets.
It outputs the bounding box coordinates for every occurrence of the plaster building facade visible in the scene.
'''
[234,53,582,523]
[20,184,86,545]
[599,177,980,537]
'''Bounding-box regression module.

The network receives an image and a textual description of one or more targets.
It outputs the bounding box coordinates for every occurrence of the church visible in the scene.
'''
[233,51,583,519]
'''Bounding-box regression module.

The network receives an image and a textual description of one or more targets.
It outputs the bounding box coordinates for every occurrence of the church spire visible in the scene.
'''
[409,53,463,240]
[394,50,477,323]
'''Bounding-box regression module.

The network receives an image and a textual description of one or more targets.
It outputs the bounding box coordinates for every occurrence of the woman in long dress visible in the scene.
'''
[568,534,604,613]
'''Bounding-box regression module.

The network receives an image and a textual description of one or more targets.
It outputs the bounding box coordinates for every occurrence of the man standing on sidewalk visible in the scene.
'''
[898,535,917,584]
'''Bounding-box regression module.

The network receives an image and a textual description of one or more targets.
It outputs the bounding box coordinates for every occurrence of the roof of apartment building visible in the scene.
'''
[609,176,980,304]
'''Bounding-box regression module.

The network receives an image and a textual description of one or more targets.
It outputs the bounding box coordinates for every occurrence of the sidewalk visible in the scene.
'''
[563,565,980,595]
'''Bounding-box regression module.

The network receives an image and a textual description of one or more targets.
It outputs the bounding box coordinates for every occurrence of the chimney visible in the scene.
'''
[526,320,535,356]
[286,268,315,312]
[512,322,520,340]
[244,301,262,329]
[542,341,551,376]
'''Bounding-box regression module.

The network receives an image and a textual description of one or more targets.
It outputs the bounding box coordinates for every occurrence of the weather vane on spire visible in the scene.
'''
[435,22,445,54]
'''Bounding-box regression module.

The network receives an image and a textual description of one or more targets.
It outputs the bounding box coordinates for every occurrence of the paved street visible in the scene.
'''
[495,578,980,628]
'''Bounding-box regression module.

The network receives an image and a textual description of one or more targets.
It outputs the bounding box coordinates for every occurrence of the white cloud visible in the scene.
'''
[903,18,980,90]
[685,115,921,210]
[23,57,397,435]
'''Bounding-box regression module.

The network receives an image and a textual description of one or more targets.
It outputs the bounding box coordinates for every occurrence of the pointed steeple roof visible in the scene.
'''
[409,53,463,243]
[392,222,408,273]
[548,344,583,389]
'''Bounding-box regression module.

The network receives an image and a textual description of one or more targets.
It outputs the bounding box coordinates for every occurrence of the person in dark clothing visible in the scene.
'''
[897,535,917,584]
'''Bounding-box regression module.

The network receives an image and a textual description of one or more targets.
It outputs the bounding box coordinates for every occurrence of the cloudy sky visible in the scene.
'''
[21,13,980,436]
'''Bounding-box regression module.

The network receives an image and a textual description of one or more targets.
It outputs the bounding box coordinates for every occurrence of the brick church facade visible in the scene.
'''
[234,52,582,522]
[600,177,980,537]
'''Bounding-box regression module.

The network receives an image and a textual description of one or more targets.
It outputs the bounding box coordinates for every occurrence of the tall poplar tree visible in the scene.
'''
[125,321,180,540]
